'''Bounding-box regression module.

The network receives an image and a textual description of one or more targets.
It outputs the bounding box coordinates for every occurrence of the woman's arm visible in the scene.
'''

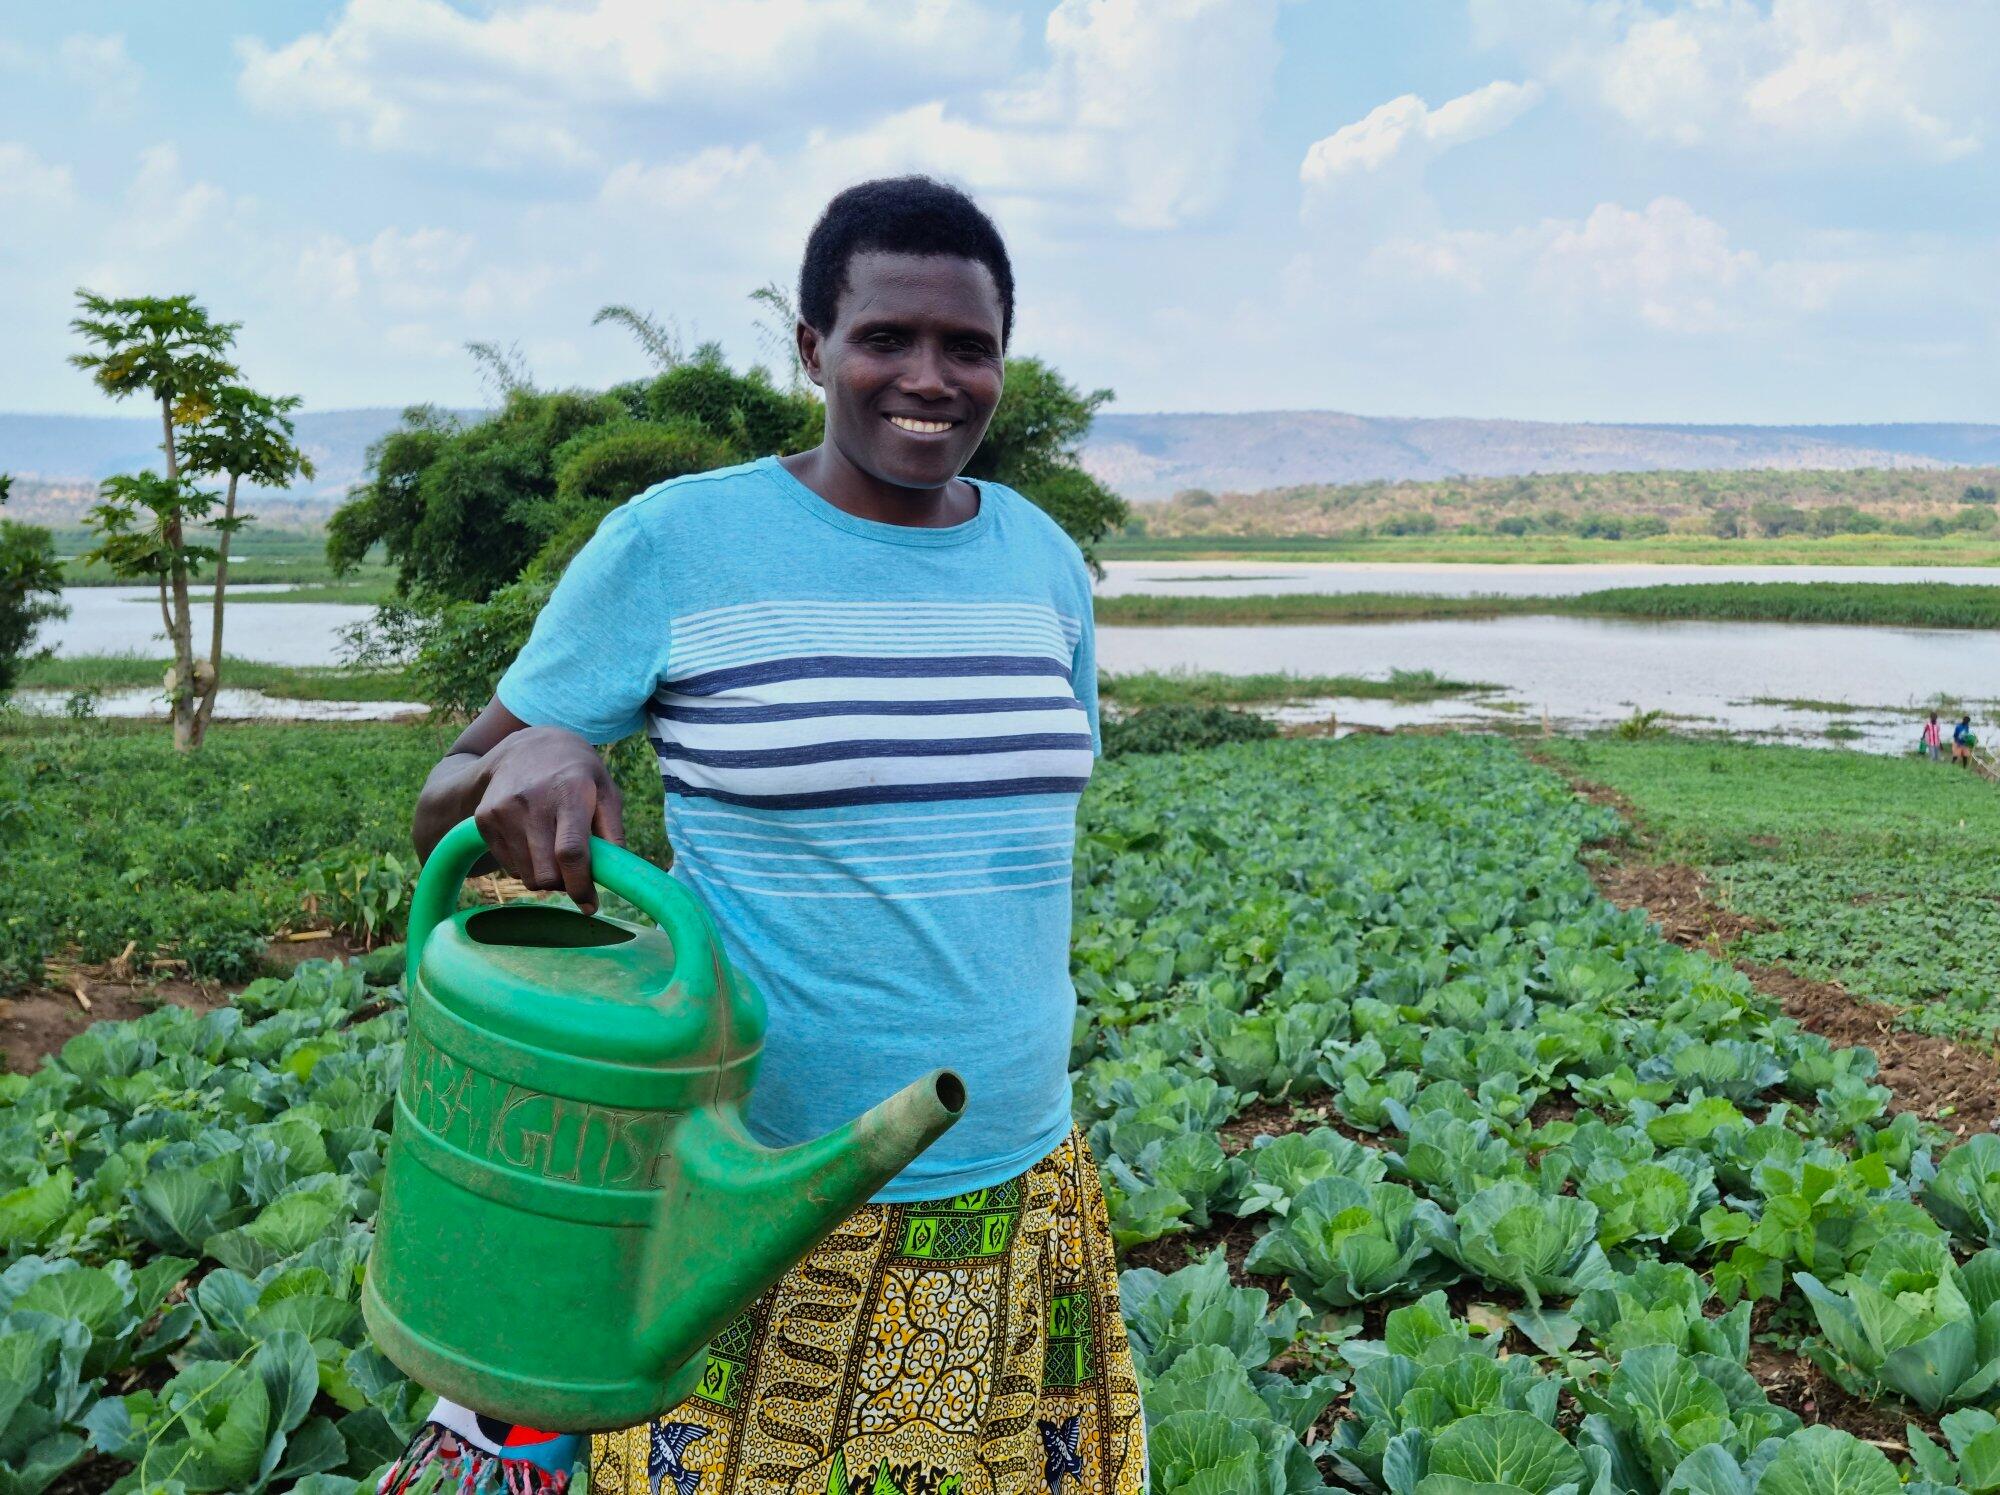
[413,697,626,914]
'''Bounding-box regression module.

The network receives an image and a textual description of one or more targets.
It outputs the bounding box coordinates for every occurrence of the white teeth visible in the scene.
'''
[887,415,955,434]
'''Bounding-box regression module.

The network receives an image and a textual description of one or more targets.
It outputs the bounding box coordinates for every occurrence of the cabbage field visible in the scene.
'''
[4,734,1997,1494]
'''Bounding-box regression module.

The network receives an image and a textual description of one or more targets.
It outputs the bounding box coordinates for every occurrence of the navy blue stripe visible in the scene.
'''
[650,694,1082,724]
[660,774,1091,811]
[666,653,1072,698]
[652,732,1094,769]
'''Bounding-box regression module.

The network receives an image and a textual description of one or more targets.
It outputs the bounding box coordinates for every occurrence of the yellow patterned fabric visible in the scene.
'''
[589,1128,1144,1495]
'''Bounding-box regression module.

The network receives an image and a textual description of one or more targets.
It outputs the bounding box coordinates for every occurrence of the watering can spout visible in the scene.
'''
[641,1070,966,1378]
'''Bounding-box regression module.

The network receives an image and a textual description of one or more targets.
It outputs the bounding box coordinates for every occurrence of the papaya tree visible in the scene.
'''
[69,291,309,749]
[177,386,315,737]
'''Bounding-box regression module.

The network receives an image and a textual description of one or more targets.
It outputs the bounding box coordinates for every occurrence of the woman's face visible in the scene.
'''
[799,250,1006,491]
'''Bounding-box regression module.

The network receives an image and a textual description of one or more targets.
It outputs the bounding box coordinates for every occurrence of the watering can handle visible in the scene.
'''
[404,817,719,993]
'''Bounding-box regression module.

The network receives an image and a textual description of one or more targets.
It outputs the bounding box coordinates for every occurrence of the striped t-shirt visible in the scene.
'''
[497,457,1098,1200]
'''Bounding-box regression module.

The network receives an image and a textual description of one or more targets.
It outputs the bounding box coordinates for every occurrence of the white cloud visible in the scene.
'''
[236,0,1019,169]
[1538,197,1758,331]
[0,142,78,214]
[57,33,143,118]
[1474,0,1987,160]
[597,0,1283,243]
[1302,81,1542,188]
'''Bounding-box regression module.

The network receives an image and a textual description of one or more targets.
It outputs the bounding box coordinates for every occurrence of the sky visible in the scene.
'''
[2,0,1996,424]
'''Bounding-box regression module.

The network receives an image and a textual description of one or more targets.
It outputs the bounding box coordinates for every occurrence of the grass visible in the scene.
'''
[1099,668,1494,707]
[1094,581,2000,630]
[0,717,669,993]
[1100,533,2000,565]
[185,576,399,605]
[1542,736,2000,1042]
[17,654,418,702]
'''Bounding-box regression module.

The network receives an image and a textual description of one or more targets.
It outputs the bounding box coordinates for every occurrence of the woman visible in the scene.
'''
[388,177,1144,1495]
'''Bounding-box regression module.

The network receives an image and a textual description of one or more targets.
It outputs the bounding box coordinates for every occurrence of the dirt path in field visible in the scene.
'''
[0,933,369,1076]
[1557,766,2000,1138]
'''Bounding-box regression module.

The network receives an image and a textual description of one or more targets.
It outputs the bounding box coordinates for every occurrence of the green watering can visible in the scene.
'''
[362,818,965,1431]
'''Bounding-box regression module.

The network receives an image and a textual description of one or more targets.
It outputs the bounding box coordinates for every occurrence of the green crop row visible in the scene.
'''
[3,735,1997,1494]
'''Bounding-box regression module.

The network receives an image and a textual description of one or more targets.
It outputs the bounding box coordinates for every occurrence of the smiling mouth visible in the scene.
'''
[885,414,958,435]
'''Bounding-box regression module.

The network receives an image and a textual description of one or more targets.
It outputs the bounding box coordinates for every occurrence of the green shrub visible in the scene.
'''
[1102,705,1276,759]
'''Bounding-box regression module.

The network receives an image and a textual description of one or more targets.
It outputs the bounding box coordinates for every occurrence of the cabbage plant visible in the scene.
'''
[1229,1128,1386,1218]
[1118,1251,1309,1380]
[1927,1135,2000,1248]
[1907,1408,2000,1495]
[1658,1424,1902,1495]
[1244,1177,1456,1311]
[1427,1182,1615,1307]
[1796,1238,2000,1414]
[1574,1343,1800,1493]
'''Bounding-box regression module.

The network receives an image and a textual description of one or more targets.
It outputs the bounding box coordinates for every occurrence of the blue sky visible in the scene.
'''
[3,1,1995,423]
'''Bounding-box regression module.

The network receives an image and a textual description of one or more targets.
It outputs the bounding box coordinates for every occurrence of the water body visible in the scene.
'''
[1096,560,2000,598]
[1097,615,1996,753]
[38,583,1995,751]
[12,688,426,722]
[44,586,373,666]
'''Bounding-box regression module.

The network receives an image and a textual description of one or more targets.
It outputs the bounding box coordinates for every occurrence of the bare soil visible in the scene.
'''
[1,932,370,1076]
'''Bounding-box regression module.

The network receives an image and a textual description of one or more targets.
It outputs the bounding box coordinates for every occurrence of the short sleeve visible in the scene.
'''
[1069,600,1100,758]
[496,500,673,743]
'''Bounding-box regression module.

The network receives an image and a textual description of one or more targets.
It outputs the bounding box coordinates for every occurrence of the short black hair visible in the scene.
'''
[798,176,1014,347]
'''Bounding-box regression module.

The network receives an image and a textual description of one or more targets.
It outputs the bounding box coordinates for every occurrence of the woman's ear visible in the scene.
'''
[795,320,825,388]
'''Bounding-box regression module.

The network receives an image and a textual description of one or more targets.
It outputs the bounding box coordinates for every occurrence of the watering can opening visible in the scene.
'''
[931,1069,968,1115]
[465,903,637,950]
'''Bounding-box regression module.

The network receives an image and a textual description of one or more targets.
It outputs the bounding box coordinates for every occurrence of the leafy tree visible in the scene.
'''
[334,330,1125,718]
[0,474,67,700]
[177,387,315,737]
[964,356,1127,566]
[70,291,237,750]
[69,291,311,749]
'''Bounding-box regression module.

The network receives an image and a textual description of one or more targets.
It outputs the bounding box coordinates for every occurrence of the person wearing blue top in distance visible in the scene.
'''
[382,177,1146,1495]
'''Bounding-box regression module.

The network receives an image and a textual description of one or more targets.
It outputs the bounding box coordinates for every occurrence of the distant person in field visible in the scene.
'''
[1923,711,1943,761]
[1953,714,1974,766]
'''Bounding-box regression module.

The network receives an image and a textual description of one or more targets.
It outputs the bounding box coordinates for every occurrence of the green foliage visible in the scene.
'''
[1907,1410,2000,1494]
[1796,1237,2000,1413]
[0,475,67,699]
[1540,737,2000,1042]
[0,721,440,993]
[1117,1250,1310,1380]
[1927,1135,2000,1247]
[0,961,419,1492]
[1243,1176,1456,1310]
[1101,704,1276,759]
[9,728,1991,1490]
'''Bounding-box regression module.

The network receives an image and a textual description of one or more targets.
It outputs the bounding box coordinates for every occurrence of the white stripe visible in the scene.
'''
[673,598,1075,631]
[656,674,1071,709]
[674,803,1073,831]
[659,747,1093,797]
[696,838,1075,867]
[679,863,1073,901]
[684,821,1073,850]
[683,852,1075,884]
[675,635,1068,674]
[657,707,1086,753]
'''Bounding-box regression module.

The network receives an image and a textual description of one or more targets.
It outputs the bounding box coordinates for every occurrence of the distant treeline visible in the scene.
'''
[1134,465,2000,541]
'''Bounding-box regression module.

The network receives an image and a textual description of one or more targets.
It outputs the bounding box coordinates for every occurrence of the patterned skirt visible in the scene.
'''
[587,1127,1145,1495]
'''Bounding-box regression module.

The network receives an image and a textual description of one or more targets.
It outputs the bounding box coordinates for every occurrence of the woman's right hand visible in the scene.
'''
[415,701,627,914]
[473,725,627,911]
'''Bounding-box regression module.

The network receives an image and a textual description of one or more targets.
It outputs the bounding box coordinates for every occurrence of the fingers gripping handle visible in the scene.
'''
[404,817,721,995]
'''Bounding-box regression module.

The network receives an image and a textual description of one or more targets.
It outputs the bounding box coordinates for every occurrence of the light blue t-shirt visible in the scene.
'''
[497,457,1099,1201]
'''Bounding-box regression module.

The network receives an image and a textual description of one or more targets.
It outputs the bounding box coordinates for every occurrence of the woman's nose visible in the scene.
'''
[899,343,951,398]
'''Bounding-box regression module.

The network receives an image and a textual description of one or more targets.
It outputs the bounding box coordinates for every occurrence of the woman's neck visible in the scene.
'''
[780,445,977,528]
